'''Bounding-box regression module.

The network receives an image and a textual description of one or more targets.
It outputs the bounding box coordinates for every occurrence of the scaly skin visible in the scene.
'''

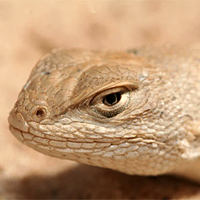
[8,45,200,181]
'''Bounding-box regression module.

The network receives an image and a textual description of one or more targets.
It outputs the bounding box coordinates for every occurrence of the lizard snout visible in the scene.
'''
[8,108,29,133]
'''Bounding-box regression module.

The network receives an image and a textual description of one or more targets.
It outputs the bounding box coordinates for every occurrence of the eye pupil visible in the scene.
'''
[103,93,121,106]
[36,108,46,118]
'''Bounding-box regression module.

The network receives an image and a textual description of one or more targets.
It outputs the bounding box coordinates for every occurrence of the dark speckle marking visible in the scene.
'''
[127,49,138,55]
[172,96,176,100]
[41,71,51,75]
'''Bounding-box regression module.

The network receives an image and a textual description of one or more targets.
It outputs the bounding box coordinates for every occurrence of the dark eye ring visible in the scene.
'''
[35,107,46,118]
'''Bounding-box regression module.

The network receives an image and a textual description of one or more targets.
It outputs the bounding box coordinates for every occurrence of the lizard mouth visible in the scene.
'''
[8,108,32,144]
[9,125,30,143]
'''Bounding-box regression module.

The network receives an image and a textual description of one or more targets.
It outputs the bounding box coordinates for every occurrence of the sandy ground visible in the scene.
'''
[1,1,200,199]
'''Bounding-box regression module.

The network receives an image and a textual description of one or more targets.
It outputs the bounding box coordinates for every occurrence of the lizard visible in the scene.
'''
[8,45,200,181]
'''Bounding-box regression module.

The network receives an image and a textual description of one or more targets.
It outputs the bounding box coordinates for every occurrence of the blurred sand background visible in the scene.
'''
[1,1,200,199]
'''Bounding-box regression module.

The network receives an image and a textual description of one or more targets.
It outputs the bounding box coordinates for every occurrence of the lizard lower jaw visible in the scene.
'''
[9,125,27,143]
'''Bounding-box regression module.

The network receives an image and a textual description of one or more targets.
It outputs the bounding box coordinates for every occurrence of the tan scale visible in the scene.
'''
[8,45,200,181]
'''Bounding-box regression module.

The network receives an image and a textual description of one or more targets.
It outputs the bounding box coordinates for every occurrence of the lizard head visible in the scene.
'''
[8,49,186,176]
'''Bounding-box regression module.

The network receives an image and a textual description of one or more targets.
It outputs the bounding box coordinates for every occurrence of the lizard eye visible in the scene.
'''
[103,92,121,106]
[90,87,130,118]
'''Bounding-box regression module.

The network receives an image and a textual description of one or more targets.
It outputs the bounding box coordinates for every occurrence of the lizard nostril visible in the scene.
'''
[35,108,46,118]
